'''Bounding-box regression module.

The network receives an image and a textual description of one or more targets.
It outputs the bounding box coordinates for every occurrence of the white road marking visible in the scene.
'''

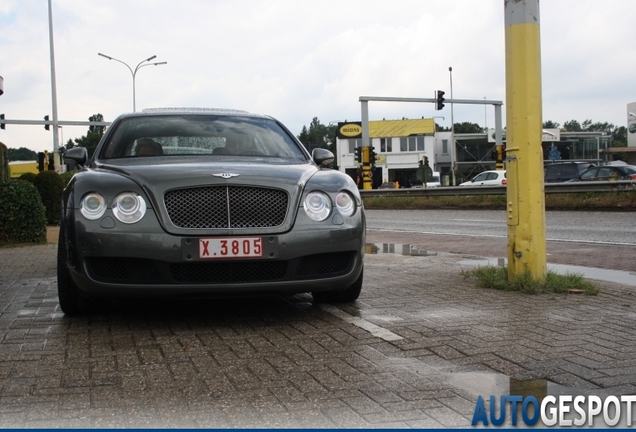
[318,304,403,341]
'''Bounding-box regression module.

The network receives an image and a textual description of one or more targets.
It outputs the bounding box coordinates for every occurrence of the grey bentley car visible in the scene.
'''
[58,108,365,315]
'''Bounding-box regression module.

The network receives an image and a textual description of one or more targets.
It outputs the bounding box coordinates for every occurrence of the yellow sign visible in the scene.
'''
[339,123,362,137]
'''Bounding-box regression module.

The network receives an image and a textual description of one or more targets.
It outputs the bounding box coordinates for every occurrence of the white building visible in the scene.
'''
[336,118,438,188]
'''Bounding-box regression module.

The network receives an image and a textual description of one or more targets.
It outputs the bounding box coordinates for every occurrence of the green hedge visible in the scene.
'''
[33,170,65,225]
[0,180,47,244]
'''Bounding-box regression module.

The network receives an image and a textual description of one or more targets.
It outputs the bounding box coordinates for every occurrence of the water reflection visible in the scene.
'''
[365,243,436,256]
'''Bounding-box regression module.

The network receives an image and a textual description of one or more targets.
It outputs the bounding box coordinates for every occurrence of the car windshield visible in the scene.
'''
[99,114,307,161]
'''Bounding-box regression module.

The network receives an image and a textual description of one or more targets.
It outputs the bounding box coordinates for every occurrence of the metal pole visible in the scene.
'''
[48,0,60,156]
[360,100,372,190]
[449,67,456,186]
[504,0,547,281]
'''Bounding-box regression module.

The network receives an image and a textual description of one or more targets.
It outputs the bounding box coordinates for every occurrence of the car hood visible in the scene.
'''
[96,159,317,192]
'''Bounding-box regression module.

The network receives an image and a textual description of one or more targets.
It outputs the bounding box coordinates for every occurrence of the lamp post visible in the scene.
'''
[98,53,167,112]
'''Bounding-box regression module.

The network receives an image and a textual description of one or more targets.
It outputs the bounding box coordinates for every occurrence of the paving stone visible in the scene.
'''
[0,232,634,427]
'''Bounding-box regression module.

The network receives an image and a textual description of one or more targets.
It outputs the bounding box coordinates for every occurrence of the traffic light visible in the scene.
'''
[369,146,377,167]
[44,115,50,130]
[354,146,362,163]
[0,114,4,130]
[435,90,445,111]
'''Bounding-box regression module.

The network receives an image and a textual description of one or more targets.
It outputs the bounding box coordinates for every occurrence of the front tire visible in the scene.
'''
[57,228,91,315]
[312,268,363,303]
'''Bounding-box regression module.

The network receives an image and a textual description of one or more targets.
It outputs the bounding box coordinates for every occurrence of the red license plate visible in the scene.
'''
[199,237,263,259]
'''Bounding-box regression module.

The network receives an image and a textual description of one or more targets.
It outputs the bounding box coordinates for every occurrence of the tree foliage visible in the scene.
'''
[561,119,626,147]
[73,113,105,158]
[297,117,337,150]
[297,117,338,165]
[437,122,485,133]
[7,147,37,161]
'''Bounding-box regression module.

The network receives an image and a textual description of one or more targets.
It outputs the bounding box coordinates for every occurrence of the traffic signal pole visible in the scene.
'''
[504,0,547,281]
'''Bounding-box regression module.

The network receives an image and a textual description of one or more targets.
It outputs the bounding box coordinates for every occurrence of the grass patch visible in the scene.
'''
[467,265,600,295]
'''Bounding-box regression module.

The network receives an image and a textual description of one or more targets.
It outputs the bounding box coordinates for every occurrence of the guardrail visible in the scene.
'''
[359,181,636,198]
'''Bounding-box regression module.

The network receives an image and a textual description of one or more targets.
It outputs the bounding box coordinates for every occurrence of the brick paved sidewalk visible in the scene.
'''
[0,231,634,427]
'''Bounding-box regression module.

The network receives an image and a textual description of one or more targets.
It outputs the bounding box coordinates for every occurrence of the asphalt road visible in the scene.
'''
[366,209,636,246]
[365,209,636,273]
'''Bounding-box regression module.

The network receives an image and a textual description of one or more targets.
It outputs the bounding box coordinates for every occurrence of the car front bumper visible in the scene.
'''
[65,211,365,299]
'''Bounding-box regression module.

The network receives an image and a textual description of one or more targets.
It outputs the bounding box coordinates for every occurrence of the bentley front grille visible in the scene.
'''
[164,186,288,229]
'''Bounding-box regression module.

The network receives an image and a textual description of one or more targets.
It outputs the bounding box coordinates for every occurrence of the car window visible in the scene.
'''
[100,115,307,161]
[473,173,488,182]
[486,172,498,180]
[623,166,636,175]
[580,169,597,180]
[597,168,612,178]
[545,165,560,175]
[577,163,595,174]
[561,164,577,175]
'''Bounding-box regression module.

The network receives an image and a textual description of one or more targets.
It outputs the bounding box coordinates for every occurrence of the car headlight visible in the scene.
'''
[80,193,107,220]
[304,191,331,221]
[335,191,355,217]
[112,192,147,224]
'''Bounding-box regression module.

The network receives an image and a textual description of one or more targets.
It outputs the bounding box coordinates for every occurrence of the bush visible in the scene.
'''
[60,170,75,187]
[33,170,65,225]
[0,142,8,184]
[19,172,37,183]
[0,180,47,244]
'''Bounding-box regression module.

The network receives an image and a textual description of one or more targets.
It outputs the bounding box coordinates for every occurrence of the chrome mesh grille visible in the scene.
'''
[164,186,288,229]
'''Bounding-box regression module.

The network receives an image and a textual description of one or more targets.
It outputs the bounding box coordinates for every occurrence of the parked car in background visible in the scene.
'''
[544,161,596,183]
[574,164,636,182]
[58,108,365,315]
[460,170,507,187]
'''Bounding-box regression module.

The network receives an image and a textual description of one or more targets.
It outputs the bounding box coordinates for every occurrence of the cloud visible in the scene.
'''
[1,0,635,152]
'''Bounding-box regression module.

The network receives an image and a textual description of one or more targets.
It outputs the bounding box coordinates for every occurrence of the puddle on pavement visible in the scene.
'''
[368,243,635,287]
[365,243,437,256]
[459,257,636,287]
[405,365,635,427]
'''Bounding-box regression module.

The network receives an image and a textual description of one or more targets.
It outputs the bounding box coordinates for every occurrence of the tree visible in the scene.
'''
[74,113,106,158]
[297,117,338,165]
[452,122,484,134]
[8,147,37,161]
[562,119,625,147]
[543,120,560,129]
[297,117,336,151]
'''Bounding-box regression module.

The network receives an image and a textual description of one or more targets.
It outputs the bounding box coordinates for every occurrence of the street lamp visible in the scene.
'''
[98,53,167,112]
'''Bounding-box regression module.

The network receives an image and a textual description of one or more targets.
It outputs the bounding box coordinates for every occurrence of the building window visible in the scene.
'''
[442,139,448,154]
[381,138,392,153]
[417,136,425,151]
[348,139,361,153]
[400,137,407,152]
[408,137,416,151]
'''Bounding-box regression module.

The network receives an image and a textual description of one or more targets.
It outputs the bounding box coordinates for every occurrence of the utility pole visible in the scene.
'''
[48,0,60,163]
[504,0,547,281]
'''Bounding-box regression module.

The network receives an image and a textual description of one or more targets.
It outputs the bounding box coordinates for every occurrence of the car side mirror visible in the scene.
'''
[312,148,334,167]
[63,146,88,167]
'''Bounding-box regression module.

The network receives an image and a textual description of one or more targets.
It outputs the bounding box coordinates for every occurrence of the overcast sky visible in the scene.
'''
[1,0,635,153]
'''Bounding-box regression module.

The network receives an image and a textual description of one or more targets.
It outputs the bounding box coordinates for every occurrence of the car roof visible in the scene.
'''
[116,107,273,120]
